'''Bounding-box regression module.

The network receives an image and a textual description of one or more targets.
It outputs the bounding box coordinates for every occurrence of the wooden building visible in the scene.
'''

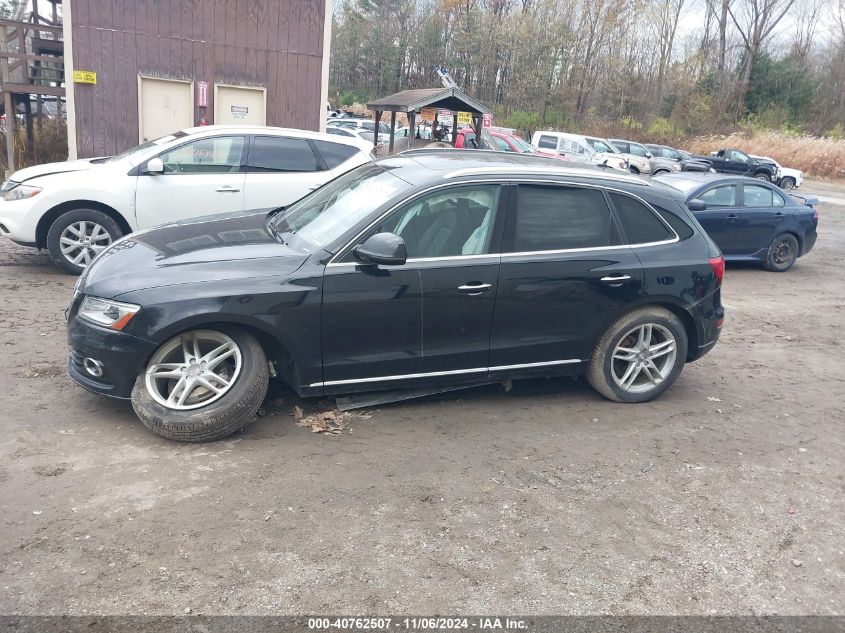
[63,0,331,159]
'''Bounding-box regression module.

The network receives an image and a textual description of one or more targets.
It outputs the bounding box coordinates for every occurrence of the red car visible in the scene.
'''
[455,128,569,161]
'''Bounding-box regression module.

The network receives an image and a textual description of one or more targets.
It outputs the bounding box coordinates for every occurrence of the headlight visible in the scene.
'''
[78,296,140,331]
[2,184,42,201]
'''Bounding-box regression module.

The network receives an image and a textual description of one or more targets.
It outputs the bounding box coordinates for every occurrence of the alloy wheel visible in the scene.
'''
[610,323,677,394]
[144,330,243,411]
[60,221,112,268]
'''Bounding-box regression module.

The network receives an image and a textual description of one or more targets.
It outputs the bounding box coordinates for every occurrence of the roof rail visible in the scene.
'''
[442,164,651,185]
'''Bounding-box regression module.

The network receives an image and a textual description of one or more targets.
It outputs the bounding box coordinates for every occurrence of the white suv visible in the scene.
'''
[0,125,372,273]
[531,131,628,171]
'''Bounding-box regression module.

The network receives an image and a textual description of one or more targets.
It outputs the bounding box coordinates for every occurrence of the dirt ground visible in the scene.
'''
[0,180,843,616]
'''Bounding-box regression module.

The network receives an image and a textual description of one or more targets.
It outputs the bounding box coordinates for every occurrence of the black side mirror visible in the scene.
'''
[688,198,707,212]
[354,232,407,266]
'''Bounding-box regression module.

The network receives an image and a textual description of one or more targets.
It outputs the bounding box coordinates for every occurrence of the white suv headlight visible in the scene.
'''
[78,297,140,331]
[2,184,42,201]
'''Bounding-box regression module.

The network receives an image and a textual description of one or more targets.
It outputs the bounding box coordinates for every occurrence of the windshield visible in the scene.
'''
[587,138,616,153]
[271,164,412,252]
[510,136,534,153]
[107,131,189,163]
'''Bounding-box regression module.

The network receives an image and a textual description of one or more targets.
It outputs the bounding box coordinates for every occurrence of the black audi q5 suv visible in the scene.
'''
[67,150,725,441]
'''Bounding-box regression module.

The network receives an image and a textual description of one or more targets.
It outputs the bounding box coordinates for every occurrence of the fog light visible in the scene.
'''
[83,357,104,378]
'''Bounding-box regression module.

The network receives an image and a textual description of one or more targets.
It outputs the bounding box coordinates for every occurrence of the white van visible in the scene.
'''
[531,131,628,171]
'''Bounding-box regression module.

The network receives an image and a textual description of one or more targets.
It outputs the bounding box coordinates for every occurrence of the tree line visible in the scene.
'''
[329,0,845,139]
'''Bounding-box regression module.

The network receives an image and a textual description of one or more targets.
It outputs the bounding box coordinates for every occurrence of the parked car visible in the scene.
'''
[487,129,570,161]
[330,118,392,135]
[751,155,803,189]
[327,125,388,153]
[645,144,712,174]
[654,172,817,272]
[531,131,628,171]
[695,148,780,181]
[0,126,373,274]
[67,151,724,442]
[608,139,653,175]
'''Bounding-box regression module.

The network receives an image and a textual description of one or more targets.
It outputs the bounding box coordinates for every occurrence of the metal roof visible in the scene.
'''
[367,87,492,115]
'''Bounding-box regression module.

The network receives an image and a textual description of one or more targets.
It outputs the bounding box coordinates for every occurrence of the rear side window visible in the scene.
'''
[537,135,558,150]
[744,184,783,207]
[249,136,319,172]
[610,193,674,244]
[659,204,696,240]
[314,140,360,169]
[513,185,616,252]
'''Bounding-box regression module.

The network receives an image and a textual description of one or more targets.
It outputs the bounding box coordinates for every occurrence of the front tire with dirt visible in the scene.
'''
[131,327,269,442]
[587,307,688,403]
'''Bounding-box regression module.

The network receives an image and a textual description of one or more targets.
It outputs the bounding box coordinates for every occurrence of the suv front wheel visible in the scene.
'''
[588,307,688,403]
[46,208,123,275]
[131,327,269,442]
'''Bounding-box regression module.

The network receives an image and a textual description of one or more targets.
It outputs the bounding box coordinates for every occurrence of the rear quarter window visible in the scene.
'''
[609,193,675,244]
[314,140,360,169]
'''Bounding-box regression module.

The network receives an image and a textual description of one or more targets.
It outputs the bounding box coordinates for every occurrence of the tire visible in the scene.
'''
[763,233,799,272]
[753,172,771,182]
[131,327,269,442]
[629,166,640,175]
[780,177,796,190]
[651,169,670,176]
[46,208,123,275]
[587,307,688,403]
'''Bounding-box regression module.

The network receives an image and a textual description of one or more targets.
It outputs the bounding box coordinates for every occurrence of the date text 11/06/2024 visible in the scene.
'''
[307,617,528,630]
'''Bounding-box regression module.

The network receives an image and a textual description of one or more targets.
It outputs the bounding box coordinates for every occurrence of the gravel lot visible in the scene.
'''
[1,180,843,616]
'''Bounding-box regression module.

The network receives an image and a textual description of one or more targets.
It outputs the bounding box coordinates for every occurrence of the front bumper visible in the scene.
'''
[67,316,157,399]
[0,197,46,243]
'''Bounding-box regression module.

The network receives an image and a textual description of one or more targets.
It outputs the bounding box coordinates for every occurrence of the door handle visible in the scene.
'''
[215,185,241,193]
[727,214,738,222]
[458,283,492,295]
[600,274,632,286]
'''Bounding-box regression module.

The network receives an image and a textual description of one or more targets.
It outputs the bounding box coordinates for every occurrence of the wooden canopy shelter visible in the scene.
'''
[367,87,492,154]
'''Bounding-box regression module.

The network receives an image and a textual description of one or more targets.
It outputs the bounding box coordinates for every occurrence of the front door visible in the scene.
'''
[694,183,740,254]
[134,134,247,228]
[321,184,505,391]
[489,183,643,372]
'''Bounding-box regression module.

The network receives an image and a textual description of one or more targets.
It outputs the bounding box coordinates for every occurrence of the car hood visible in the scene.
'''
[9,157,109,183]
[78,209,311,299]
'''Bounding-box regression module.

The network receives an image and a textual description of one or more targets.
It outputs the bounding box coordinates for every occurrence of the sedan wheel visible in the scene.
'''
[131,327,269,441]
[763,233,799,272]
[587,307,688,403]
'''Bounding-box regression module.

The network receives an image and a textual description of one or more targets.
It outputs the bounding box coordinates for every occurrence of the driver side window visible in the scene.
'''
[158,136,245,174]
[375,185,501,259]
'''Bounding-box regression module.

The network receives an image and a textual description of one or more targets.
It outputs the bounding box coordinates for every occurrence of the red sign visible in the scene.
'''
[482,113,492,128]
[197,81,209,108]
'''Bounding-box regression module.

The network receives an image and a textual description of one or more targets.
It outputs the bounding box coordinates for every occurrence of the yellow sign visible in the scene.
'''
[420,107,436,123]
[73,70,97,84]
[457,111,472,126]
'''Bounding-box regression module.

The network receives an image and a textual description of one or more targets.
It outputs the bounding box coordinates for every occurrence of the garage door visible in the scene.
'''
[215,85,266,126]
[138,77,193,142]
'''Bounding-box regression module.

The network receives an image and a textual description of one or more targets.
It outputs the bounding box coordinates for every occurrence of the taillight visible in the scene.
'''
[709,255,725,284]
[813,208,819,222]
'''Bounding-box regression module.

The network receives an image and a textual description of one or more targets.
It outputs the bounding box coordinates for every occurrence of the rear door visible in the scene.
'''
[134,134,246,227]
[242,135,329,209]
[733,183,786,255]
[694,183,740,254]
[488,183,643,375]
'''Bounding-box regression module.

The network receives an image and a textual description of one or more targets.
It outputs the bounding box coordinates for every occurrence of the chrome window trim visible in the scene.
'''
[443,165,650,186]
[310,358,583,388]
[326,178,678,268]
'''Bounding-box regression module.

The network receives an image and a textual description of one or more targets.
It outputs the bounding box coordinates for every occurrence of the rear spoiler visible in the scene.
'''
[790,193,818,207]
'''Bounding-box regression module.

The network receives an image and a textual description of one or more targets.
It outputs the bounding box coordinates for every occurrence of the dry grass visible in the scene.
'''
[686,131,845,180]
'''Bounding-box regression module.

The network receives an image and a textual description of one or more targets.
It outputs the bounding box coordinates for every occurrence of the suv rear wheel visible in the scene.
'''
[588,307,688,403]
[46,208,123,275]
[131,327,269,442]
